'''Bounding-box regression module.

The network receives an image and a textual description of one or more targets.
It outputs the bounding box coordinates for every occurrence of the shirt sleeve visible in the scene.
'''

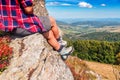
[20,0,33,8]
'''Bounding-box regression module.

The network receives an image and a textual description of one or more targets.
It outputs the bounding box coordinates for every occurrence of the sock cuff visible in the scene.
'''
[57,45,64,52]
[57,37,61,41]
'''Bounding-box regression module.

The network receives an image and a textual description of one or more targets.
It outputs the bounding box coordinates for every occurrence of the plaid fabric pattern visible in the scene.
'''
[0,0,46,33]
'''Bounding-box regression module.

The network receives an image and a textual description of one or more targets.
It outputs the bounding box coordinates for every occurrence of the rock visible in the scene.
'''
[33,0,48,17]
[0,33,74,80]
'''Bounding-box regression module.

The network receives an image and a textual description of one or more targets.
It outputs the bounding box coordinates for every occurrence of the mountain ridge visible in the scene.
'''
[57,18,120,24]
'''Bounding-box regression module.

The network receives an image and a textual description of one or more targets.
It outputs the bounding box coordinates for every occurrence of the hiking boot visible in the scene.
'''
[57,36,67,46]
[58,40,67,47]
[61,55,68,60]
[59,46,74,56]
[61,47,74,61]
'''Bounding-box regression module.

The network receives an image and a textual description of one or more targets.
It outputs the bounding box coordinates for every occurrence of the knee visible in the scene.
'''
[49,16,56,26]
[43,30,53,40]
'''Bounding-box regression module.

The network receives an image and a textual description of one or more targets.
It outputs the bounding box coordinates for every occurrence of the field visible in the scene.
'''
[96,26,120,33]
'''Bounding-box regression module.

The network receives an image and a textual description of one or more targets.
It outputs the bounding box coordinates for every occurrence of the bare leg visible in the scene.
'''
[43,30,60,50]
[49,16,67,46]
[49,16,60,39]
[43,16,73,60]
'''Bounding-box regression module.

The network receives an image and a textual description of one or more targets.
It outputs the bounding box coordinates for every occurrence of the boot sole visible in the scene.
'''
[64,46,74,56]
[61,47,74,60]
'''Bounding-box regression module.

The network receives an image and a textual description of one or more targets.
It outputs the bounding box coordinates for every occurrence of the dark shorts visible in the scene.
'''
[39,16,51,32]
[11,16,51,38]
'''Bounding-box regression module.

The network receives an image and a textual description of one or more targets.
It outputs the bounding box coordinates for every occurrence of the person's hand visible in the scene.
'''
[24,6,33,14]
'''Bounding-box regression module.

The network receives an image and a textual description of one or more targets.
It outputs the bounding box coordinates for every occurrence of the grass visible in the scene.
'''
[65,56,102,80]
[84,60,118,80]
[113,65,120,80]
[65,56,120,80]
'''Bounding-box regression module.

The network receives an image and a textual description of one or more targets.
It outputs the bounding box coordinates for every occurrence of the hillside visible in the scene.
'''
[66,56,120,80]
[78,32,120,41]
[84,61,115,80]
[57,19,120,35]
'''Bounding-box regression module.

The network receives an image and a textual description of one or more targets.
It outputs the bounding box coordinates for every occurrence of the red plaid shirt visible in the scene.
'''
[0,0,46,33]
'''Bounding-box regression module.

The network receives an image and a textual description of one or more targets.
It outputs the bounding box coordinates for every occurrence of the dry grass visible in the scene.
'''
[113,65,120,80]
[96,26,120,33]
[65,56,120,80]
[84,61,118,80]
[65,56,89,80]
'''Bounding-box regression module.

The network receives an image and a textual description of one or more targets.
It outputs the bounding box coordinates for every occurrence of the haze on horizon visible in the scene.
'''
[46,0,120,19]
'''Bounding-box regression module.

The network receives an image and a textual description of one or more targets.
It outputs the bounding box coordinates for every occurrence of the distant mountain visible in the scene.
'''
[56,20,69,25]
[57,18,120,28]
[71,21,120,28]
[57,18,120,23]
[57,18,120,41]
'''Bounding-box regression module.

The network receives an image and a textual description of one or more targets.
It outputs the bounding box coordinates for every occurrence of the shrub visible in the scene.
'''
[0,36,12,73]
[116,52,120,65]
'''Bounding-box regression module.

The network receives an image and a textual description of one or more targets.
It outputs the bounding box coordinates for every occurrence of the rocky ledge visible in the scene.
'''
[0,33,74,80]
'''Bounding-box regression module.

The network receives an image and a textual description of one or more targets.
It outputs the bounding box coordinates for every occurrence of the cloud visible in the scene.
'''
[61,3,71,6]
[78,2,93,8]
[46,2,59,6]
[101,4,106,6]
[46,1,72,6]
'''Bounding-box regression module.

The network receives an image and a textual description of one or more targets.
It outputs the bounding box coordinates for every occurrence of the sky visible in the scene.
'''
[45,0,120,19]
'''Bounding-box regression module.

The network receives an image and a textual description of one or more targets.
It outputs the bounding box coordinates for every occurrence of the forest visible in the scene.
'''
[66,39,120,65]
[80,32,120,41]
[64,31,120,41]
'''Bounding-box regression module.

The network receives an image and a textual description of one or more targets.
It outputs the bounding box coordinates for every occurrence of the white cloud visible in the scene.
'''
[46,2,72,6]
[61,3,71,6]
[78,2,93,8]
[46,2,59,6]
[101,4,106,6]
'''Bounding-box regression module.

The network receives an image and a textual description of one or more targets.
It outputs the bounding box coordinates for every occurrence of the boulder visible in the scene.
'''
[0,33,74,80]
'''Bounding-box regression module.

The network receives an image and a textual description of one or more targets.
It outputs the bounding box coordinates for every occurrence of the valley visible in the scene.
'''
[57,18,120,41]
